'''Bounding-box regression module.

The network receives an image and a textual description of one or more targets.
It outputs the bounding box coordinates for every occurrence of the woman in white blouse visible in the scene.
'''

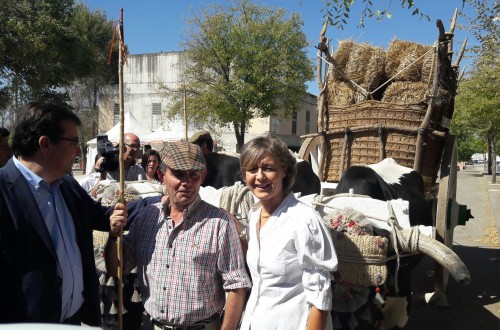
[239,135,338,330]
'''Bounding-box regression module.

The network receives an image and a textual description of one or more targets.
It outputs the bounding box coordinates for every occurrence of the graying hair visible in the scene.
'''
[240,135,297,193]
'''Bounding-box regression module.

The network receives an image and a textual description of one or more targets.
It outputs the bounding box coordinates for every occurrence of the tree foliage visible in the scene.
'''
[0,0,117,129]
[178,0,313,149]
[319,0,430,29]
[452,0,499,166]
[1,0,77,105]
[453,55,499,154]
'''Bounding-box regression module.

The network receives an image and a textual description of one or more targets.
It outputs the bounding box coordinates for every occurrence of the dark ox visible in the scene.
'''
[332,159,461,329]
[203,152,321,196]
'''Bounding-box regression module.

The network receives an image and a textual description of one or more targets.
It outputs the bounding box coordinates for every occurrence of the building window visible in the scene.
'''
[305,111,310,134]
[292,112,297,134]
[113,103,119,125]
[152,102,162,127]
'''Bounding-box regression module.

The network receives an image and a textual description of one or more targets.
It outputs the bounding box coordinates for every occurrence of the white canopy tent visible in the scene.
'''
[85,110,151,174]
[141,120,199,149]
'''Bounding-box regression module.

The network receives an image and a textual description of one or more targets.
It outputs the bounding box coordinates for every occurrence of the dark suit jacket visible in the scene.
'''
[0,158,158,325]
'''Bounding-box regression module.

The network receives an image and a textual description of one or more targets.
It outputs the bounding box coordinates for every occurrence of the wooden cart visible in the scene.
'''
[299,10,469,304]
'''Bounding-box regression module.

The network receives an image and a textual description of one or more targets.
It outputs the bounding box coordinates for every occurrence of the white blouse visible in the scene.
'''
[240,192,338,330]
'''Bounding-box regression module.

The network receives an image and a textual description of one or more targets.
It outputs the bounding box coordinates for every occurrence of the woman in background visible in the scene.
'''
[141,149,163,183]
[239,135,337,330]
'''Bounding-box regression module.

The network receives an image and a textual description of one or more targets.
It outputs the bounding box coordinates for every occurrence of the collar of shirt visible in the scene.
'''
[250,191,296,217]
[13,156,63,191]
[162,195,203,222]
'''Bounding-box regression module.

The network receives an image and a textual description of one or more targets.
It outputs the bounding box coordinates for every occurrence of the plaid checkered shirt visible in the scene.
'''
[122,196,251,326]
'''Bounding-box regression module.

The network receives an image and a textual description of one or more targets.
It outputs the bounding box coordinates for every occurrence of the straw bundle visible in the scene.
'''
[345,43,374,85]
[382,81,429,104]
[364,46,387,91]
[386,39,415,79]
[328,81,355,107]
[332,40,356,81]
[396,43,430,81]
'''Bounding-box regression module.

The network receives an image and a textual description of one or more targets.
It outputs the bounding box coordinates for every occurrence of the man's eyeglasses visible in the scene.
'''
[59,136,80,147]
[125,143,141,149]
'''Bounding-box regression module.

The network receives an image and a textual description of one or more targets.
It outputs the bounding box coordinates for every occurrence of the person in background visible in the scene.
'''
[80,154,114,198]
[0,101,132,325]
[141,149,163,184]
[238,135,338,330]
[106,140,251,330]
[0,127,12,167]
[108,132,146,181]
[188,130,214,155]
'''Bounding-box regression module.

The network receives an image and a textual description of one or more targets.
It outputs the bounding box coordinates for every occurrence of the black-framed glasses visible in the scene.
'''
[59,136,80,146]
[125,143,140,149]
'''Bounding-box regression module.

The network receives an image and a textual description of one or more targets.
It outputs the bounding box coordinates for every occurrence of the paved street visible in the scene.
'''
[406,166,500,329]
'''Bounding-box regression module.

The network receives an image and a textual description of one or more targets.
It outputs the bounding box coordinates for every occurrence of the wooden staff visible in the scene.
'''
[117,7,125,330]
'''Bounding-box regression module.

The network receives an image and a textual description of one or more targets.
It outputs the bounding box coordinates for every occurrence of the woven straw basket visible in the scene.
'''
[323,100,445,191]
[332,231,388,286]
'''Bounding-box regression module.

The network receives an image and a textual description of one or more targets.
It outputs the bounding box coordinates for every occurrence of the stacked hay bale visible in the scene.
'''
[327,38,439,106]
[382,38,435,105]
[328,41,386,106]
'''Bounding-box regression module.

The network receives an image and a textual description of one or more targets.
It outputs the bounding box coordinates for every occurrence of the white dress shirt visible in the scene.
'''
[240,192,338,330]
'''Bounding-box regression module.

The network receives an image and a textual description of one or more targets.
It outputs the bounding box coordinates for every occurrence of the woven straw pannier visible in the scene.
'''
[324,100,445,192]
[332,231,388,286]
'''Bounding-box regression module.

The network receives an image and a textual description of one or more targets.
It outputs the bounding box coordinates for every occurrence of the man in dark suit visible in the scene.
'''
[0,102,142,326]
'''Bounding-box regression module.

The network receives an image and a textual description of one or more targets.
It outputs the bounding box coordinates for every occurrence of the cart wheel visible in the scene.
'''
[426,135,458,306]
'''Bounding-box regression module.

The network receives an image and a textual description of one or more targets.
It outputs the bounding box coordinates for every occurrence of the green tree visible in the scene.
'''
[0,0,78,110]
[453,0,499,176]
[319,0,431,29]
[453,56,499,168]
[0,0,117,130]
[454,131,486,161]
[177,0,313,150]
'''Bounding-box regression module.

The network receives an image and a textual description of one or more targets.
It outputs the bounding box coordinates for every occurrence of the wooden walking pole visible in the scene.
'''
[117,7,126,330]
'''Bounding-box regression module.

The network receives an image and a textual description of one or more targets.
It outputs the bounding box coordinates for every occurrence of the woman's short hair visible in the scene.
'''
[240,135,297,193]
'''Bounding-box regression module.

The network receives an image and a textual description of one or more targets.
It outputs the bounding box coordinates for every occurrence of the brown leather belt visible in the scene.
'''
[149,312,220,330]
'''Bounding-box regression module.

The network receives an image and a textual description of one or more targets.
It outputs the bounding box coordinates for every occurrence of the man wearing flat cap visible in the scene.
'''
[106,141,251,330]
[188,130,214,155]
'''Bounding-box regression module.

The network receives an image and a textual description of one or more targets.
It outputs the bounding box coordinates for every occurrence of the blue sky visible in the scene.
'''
[82,0,476,95]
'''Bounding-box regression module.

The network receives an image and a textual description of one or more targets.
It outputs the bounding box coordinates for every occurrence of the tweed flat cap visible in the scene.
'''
[162,141,206,171]
[188,130,212,143]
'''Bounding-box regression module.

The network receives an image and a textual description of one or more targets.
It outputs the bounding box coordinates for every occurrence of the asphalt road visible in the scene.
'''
[405,166,500,329]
